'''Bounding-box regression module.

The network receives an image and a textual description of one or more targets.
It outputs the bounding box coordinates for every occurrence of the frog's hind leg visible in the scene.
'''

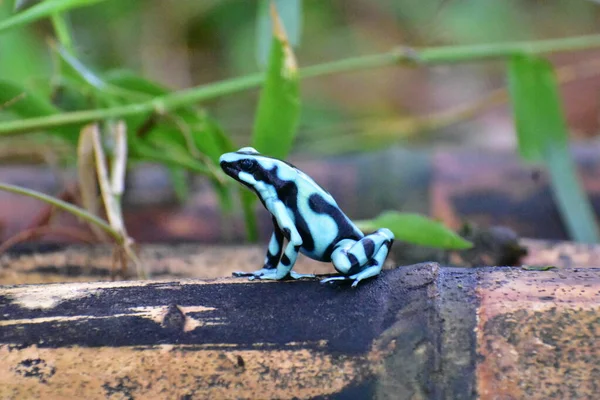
[322,228,394,286]
[346,237,392,287]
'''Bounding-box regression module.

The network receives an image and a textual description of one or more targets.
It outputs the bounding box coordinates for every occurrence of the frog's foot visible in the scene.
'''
[251,270,314,281]
[320,275,351,285]
[289,271,315,280]
[347,265,382,287]
[233,268,314,281]
[232,268,275,278]
[320,267,381,287]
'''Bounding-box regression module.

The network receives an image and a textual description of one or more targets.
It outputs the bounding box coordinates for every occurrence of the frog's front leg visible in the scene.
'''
[233,217,283,278]
[322,228,394,287]
[236,202,314,281]
[252,237,314,281]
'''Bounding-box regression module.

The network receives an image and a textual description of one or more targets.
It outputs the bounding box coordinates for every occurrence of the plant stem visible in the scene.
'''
[0,182,122,243]
[3,34,600,136]
[543,143,600,243]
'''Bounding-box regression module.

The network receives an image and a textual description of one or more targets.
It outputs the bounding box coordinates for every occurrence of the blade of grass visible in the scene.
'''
[508,55,599,243]
[544,142,600,243]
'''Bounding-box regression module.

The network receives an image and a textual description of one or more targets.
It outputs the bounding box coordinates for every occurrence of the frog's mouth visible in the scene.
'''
[219,160,239,178]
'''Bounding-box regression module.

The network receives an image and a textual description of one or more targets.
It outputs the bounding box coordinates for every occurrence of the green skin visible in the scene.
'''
[219,147,394,287]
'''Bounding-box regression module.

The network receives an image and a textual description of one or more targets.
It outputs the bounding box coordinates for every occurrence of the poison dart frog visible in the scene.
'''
[219,147,394,287]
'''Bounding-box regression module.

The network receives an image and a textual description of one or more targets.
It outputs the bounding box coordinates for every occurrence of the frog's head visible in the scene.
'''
[219,147,297,194]
[219,147,261,182]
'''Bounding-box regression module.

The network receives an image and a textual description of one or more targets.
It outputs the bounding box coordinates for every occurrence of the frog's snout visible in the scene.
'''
[219,153,229,166]
[219,153,238,179]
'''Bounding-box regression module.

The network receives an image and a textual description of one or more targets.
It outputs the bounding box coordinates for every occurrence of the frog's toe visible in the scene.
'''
[232,271,254,277]
[320,276,350,285]
[232,268,273,278]
[290,271,315,280]
[253,269,279,280]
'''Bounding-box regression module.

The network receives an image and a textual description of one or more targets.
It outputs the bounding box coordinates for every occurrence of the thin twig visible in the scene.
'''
[3,34,600,136]
[0,182,122,243]
[0,225,96,255]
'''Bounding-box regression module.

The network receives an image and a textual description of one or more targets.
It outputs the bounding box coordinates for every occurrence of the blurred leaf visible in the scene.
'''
[55,42,108,91]
[252,3,300,160]
[508,55,600,243]
[0,80,79,141]
[104,69,169,96]
[50,11,73,52]
[355,211,473,250]
[242,4,301,241]
[167,167,189,202]
[105,70,232,162]
[0,80,57,115]
[54,45,144,103]
[256,0,302,68]
[544,140,600,243]
[129,134,212,176]
[0,0,107,33]
[238,189,257,242]
[508,55,568,161]
[521,265,556,271]
[105,70,237,216]
[0,2,49,84]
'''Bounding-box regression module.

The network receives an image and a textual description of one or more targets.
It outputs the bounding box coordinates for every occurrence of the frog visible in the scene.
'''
[219,147,394,287]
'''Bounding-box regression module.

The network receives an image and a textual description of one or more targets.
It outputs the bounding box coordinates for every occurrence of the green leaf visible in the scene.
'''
[252,3,301,160]
[104,71,238,215]
[0,0,107,34]
[54,46,146,105]
[508,55,600,243]
[256,0,302,68]
[105,70,233,163]
[521,265,557,271]
[128,137,211,176]
[50,11,74,52]
[355,211,473,250]
[0,2,49,84]
[167,167,189,202]
[0,80,80,141]
[508,55,568,161]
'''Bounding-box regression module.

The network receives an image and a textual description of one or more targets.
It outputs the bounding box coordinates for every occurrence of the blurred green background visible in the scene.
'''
[3,0,600,156]
[2,0,600,248]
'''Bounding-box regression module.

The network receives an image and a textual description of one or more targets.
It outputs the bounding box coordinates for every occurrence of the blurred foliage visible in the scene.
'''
[356,211,473,250]
[1,0,600,245]
[508,55,599,243]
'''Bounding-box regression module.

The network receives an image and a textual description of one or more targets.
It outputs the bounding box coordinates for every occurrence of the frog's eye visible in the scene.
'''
[239,159,256,172]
